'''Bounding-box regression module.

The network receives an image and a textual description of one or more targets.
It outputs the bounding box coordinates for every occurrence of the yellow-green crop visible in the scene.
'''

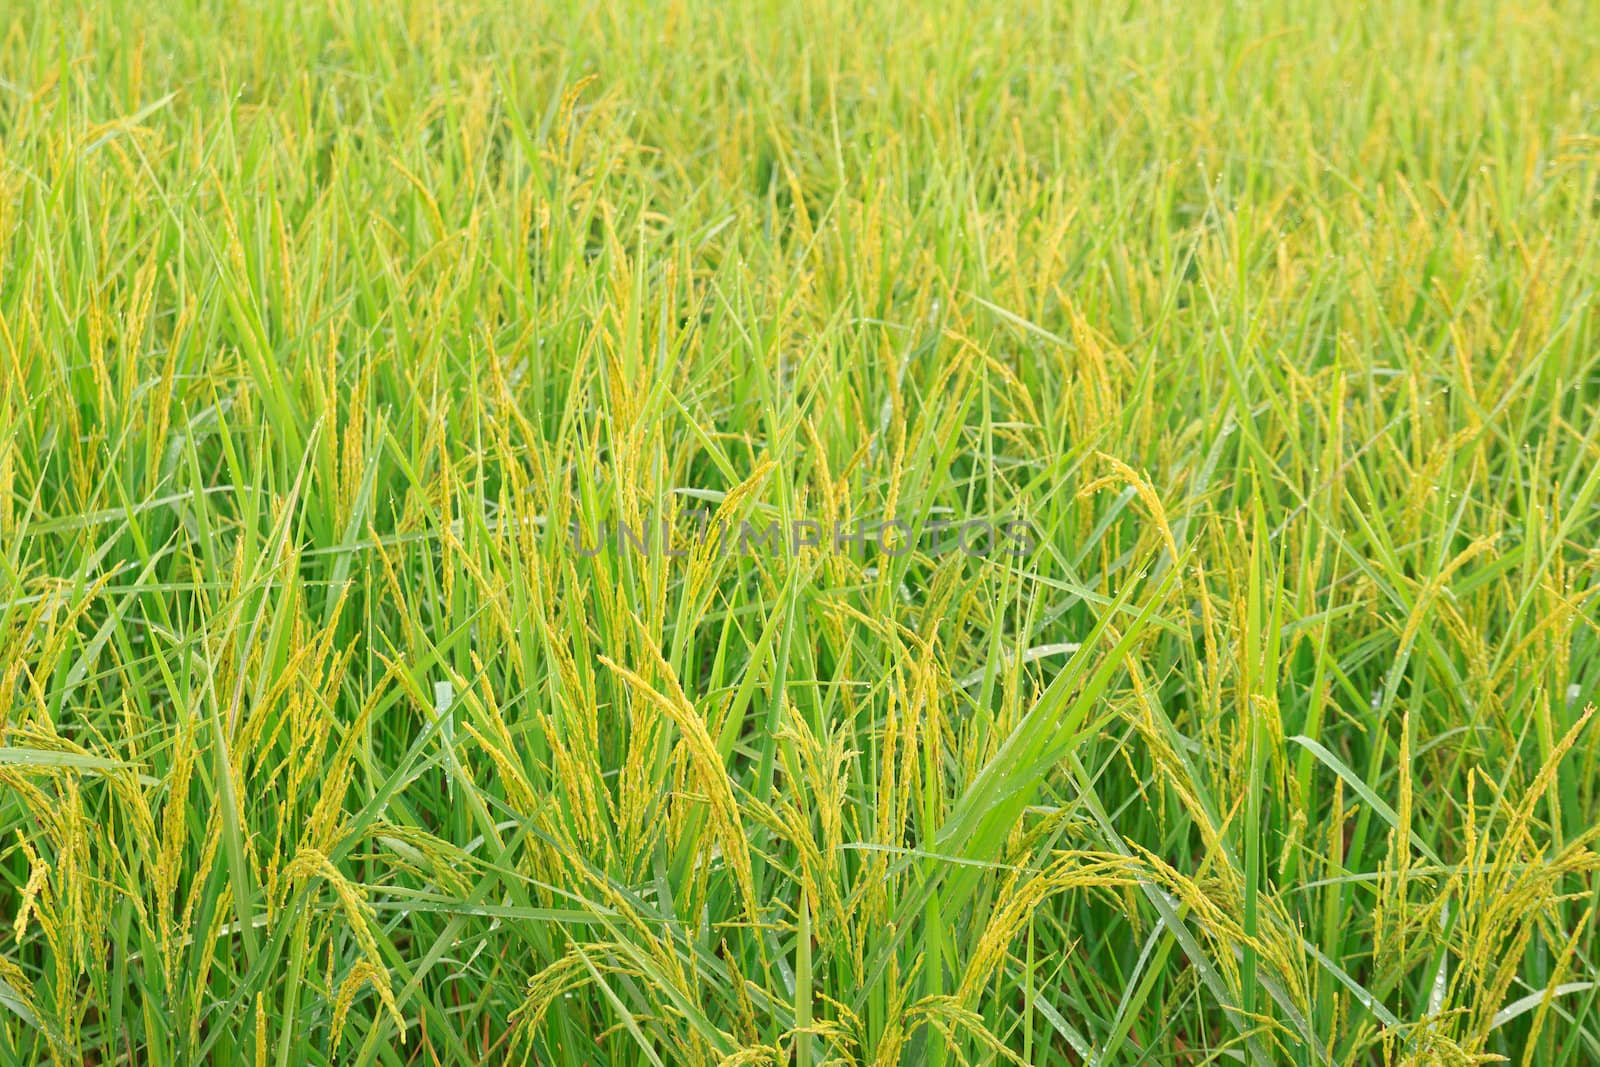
[2,0,1598,1063]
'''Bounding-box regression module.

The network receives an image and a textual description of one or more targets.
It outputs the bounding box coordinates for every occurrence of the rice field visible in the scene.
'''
[2,0,1599,1063]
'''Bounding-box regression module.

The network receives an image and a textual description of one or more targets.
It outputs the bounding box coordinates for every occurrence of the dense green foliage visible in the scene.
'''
[2,1,1599,1063]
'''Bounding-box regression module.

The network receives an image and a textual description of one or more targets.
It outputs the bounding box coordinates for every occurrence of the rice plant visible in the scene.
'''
[1,0,1598,1063]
